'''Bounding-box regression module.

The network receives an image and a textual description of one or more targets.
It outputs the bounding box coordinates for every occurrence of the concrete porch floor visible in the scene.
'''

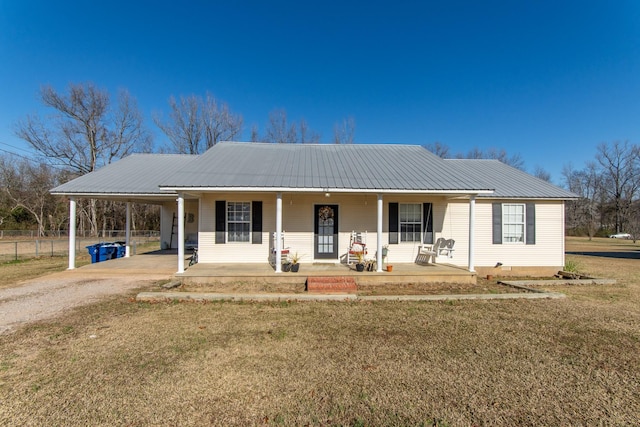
[178,261,476,286]
[75,250,476,286]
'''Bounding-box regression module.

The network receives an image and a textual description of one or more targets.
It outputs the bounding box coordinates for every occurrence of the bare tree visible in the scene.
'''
[596,141,640,233]
[533,166,552,182]
[0,157,62,236]
[454,147,526,170]
[299,119,321,143]
[423,141,450,158]
[333,117,356,144]
[201,92,243,149]
[264,109,298,143]
[250,124,260,142]
[109,90,153,161]
[14,83,152,237]
[15,83,150,175]
[154,95,202,154]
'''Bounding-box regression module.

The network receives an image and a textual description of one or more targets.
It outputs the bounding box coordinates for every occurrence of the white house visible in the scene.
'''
[51,142,576,277]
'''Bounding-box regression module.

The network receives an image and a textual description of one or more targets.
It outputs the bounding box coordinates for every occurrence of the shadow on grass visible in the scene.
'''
[566,250,640,259]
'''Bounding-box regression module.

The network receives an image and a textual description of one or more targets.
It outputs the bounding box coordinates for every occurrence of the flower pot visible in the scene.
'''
[282,262,292,272]
[386,265,393,272]
[291,263,300,273]
[356,263,365,272]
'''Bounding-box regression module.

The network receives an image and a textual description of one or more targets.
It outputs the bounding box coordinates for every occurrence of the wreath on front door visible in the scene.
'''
[318,206,334,222]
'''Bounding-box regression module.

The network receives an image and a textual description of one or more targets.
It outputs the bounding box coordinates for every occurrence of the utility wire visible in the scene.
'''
[0,146,68,171]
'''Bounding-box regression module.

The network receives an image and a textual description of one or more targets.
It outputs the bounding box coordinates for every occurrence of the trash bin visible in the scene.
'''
[86,242,125,263]
[86,244,101,263]
[115,243,126,258]
[98,244,118,261]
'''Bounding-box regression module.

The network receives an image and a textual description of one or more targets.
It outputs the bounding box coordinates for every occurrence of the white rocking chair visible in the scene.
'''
[347,231,367,264]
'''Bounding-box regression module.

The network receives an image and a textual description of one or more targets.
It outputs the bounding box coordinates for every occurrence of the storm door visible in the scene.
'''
[314,204,339,260]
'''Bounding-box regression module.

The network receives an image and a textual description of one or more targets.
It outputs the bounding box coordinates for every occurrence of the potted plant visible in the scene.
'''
[289,252,303,272]
[355,251,365,272]
[382,245,392,272]
[282,261,292,272]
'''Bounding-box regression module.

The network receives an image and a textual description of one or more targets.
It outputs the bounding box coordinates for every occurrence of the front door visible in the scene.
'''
[314,204,338,260]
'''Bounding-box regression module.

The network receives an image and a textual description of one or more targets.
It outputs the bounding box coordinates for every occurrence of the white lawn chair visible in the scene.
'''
[418,238,455,264]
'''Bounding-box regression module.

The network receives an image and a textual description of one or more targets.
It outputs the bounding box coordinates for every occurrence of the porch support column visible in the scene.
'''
[68,197,76,270]
[275,192,283,273]
[125,202,131,257]
[468,195,476,273]
[376,193,383,272]
[177,193,185,274]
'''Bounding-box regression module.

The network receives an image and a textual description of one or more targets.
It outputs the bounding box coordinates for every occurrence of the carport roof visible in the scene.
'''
[50,154,195,200]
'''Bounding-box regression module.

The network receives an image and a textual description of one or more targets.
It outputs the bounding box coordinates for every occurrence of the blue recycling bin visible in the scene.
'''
[86,244,101,263]
[86,243,120,263]
[115,243,126,258]
[98,244,118,261]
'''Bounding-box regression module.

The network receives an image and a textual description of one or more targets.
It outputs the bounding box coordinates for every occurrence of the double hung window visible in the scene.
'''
[502,203,525,243]
[227,202,251,242]
[400,203,422,242]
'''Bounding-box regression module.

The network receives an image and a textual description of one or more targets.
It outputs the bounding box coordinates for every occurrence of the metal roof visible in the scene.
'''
[50,143,577,199]
[445,159,577,199]
[159,142,495,193]
[51,154,196,199]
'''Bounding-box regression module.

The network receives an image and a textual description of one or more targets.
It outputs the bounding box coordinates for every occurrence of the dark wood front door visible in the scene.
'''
[314,204,338,260]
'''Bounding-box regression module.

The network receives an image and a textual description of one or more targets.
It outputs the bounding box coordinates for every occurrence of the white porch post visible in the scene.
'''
[177,193,185,274]
[125,202,131,257]
[376,193,383,272]
[275,192,283,273]
[468,195,476,273]
[68,197,76,270]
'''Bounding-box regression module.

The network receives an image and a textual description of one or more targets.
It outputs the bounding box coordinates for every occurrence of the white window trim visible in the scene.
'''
[502,203,525,244]
[399,203,422,243]
[226,201,252,243]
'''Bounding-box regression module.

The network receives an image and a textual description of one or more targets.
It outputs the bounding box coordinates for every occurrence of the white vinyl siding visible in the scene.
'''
[466,200,565,268]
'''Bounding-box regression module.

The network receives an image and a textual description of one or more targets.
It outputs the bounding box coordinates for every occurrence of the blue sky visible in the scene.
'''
[1,0,639,185]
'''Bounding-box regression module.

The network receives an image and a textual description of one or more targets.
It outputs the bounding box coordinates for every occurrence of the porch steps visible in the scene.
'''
[306,276,357,294]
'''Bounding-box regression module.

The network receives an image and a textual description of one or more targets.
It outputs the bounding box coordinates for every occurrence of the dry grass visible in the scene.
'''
[0,241,161,290]
[1,237,639,426]
[0,255,91,290]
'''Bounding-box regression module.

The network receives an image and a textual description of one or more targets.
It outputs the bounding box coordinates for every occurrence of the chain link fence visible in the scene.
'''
[0,231,160,262]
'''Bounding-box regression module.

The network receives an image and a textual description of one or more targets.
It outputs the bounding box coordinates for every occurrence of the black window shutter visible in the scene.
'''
[252,201,262,244]
[422,203,433,244]
[389,203,399,244]
[215,200,226,244]
[492,203,502,244]
[526,203,536,245]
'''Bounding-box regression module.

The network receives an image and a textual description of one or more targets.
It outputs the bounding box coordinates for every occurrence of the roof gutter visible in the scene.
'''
[158,186,495,195]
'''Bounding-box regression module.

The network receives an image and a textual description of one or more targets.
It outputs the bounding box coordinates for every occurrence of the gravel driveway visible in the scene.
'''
[0,270,171,334]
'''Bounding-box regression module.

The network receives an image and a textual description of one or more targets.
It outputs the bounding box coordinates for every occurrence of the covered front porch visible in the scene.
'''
[72,249,477,287]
